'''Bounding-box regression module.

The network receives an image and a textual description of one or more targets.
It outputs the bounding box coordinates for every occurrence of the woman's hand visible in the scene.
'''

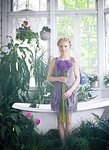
[63,89,73,100]
[58,77,67,83]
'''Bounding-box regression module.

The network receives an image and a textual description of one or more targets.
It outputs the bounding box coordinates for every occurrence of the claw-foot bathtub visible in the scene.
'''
[12,98,109,134]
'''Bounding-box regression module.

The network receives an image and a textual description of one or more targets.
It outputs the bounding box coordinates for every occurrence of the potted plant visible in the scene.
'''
[78,74,97,102]
[104,73,109,87]
[86,74,98,88]
[40,26,51,41]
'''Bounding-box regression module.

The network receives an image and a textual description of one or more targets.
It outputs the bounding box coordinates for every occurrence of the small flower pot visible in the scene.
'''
[90,82,97,88]
[40,31,50,41]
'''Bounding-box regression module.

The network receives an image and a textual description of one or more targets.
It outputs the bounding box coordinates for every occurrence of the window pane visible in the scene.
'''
[64,0,76,10]
[81,16,97,38]
[58,0,64,10]
[106,15,109,72]
[106,15,109,36]
[105,0,109,8]
[57,15,97,74]
[58,0,96,10]
[77,0,88,10]
[57,17,73,38]
[89,0,96,10]
[80,16,97,74]
[12,0,26,11]
[12,0,47,11]
[81,38,97,74]
[57,16,74,56]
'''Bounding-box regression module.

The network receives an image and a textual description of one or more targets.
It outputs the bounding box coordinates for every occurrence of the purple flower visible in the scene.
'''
[56,60,73,73]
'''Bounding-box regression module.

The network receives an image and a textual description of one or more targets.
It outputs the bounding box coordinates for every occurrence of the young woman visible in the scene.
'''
[47,38,80,145]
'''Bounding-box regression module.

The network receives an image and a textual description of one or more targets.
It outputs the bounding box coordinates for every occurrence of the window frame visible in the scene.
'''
[1,0,106,90]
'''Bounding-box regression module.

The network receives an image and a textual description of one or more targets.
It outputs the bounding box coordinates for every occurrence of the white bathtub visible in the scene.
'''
[12,98,109,134]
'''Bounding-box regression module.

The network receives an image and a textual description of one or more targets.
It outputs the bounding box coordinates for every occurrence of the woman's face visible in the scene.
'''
[58,41,70,55]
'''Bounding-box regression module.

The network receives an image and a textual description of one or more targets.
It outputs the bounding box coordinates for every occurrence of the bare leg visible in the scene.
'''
[66,113,72,134]
[57,113,65,145]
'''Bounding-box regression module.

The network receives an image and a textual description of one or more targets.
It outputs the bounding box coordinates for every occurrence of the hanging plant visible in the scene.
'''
[40,26,51,41]
[16,20,39,46]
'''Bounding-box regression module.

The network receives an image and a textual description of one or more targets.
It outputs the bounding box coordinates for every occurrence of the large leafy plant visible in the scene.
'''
[30,51,53,107]
[0,36,33,102]
[0,109,38,150]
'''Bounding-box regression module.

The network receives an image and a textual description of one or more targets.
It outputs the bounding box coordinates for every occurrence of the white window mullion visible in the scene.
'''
[1,0,8,46]
[50,0,56,57]
[97,0,105,89]
[73,16,81,65]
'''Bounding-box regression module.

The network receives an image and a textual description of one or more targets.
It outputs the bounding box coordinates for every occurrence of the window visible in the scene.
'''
[58,0,96,10]
[57,16,73,56]
[11,0,47,11]
[8,0,50,87]
[80,16,97,74]
[105,15,109,73]
[105,0,109,8]
[57,0,97,75]
[5,0,101,88]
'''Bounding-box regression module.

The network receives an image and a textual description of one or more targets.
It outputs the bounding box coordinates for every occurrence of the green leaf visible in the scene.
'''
[14,125,21,136]
[9,113,18,122]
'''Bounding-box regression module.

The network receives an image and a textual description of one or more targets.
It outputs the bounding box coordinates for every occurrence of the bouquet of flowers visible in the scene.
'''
[16,21,39,44]
[56,60,73,124]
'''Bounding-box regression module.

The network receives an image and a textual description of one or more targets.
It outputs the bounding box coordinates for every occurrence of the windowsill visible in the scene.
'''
[91,87,109,91]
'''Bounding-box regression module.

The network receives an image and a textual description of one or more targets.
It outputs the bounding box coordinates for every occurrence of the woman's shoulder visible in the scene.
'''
[50,57,57,62]
[50,57,57,66]
[70,57,77,63]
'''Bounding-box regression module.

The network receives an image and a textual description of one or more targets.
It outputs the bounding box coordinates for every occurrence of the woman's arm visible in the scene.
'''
[69,60,80,92]
[47,58,67,83]
[63,60,80,100]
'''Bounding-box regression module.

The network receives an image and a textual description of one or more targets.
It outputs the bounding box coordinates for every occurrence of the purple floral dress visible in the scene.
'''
[51,57,77,113]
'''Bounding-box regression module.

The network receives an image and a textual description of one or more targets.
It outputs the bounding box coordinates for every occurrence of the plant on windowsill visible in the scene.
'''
[86,74,98,88]
[78,76,97,102]
[40,26,51,41]
[104,73,109,87]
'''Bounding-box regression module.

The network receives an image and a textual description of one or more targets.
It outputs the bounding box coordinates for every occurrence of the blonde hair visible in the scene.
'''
[57,38,71,48]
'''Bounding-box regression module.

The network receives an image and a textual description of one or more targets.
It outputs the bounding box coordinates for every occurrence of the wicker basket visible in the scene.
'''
[40,31,50,41]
